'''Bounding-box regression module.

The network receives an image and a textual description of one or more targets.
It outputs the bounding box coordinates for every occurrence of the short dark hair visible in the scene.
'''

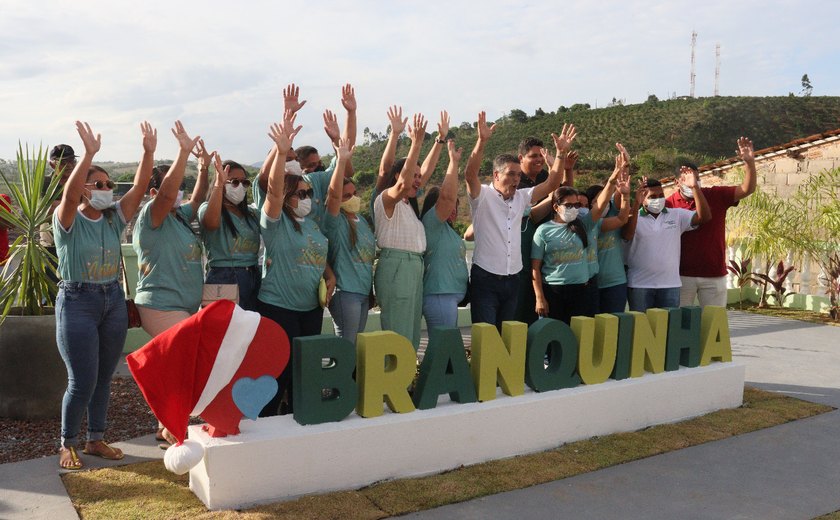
[645,178,663,188]
[493,154,519,173]
[222,160,246,173]
[295,146,318,160]
[518,137,544,156]
[676,161,699,174]
[148,164,171,191]
[585,185,604,207]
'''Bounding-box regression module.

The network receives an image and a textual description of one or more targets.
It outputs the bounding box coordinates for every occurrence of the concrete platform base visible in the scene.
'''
[189,361,745,510]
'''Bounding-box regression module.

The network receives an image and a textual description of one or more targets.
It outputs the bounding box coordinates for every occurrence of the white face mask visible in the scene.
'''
[680,178,700,199]
[578,207,590,217]
[340,195,361,214]
[225,183,247,205]
[645,197,666,214]
[173,190,184,209]
[557,206,579,222]
[87,190,114,210]
[293,197,312,218]
[285,160,303,176]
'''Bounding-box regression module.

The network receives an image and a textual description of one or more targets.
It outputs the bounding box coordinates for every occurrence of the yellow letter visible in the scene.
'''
[470,321,527,401]
[574,314,619,385]
[629,309,668,377]
[355,331,416,418]
[700,306,732,365]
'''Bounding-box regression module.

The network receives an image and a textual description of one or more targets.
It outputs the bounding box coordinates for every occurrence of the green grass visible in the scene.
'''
[63,387,832,519]
[728,302,839,327]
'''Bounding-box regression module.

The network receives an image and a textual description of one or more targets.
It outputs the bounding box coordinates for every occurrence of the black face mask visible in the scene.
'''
[313,163,326,172]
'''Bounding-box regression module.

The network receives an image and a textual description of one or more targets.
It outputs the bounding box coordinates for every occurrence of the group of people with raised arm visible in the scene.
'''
[49,82,757,469]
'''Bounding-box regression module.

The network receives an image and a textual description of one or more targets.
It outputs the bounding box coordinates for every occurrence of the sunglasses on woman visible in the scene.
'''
[226,178,252,188]
[85,180,116,190]
[293,188,314,199]
[558,202,582,209]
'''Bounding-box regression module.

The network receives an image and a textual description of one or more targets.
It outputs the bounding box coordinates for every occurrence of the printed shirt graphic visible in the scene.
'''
[322,211,375,295]
[53,205,126,283]
[532,216,595,285]
[197,202,260,268]
[596,203,627,288]
[133,203,204,312]
[422,210,469,296]
[259,210,328,311]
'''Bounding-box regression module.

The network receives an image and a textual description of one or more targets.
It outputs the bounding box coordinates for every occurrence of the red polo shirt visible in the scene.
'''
[666,186,738,277]
[0,194,11,264]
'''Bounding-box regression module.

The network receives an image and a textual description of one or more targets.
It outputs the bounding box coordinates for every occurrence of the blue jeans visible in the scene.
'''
[423,293,464,329]
[599,283,628,313]
[627,287,681,312]
[55,280,127,447]
[328,290,369,346]
[205,265,261,311]
[470,264,520,329]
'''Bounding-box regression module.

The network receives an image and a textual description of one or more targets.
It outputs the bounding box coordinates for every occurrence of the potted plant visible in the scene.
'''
[0,144,67,419]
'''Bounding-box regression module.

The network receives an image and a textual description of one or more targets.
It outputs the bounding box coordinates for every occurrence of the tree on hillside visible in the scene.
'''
[569,103,590,111]
[646,94,660,104]
[801,74,813,97]
[509,109,528,123]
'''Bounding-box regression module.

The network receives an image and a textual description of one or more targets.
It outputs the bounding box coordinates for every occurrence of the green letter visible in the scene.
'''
[413,327,477,409]
[470,321,527,401]
[611,312,634,380]
[292,335,358,425]
[356,331,417,418]
[665,307,702,371]
[574,314,619,385]
[525,318,581,392]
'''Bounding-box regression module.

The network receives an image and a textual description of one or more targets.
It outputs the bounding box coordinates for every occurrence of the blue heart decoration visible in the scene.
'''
[232,376,278,420]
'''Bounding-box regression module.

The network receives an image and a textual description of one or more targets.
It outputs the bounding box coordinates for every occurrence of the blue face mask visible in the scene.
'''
[578,207,590,217]
[87,190,114,210]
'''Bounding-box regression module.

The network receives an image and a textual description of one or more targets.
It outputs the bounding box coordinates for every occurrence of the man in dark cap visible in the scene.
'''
[41,144,78,298]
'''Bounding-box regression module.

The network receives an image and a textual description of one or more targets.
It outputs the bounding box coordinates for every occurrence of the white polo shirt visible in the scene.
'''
[626,207,696,288]
[469,184,534,275]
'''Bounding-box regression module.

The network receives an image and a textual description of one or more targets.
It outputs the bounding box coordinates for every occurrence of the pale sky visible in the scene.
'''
[2,0,839,164]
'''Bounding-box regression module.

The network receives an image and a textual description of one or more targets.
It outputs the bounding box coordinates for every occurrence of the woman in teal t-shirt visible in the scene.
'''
[420,140,468,329]
[258,117,330,417]
[198,158,260,311]
[133,122,208,338]
[54,121,155,470]
[323,139,375,346]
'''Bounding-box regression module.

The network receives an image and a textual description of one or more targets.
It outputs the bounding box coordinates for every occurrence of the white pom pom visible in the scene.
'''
[164,439,205,475]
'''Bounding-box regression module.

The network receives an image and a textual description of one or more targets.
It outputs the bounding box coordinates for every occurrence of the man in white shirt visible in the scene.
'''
[464,111,576,328]
[622,176,711,312]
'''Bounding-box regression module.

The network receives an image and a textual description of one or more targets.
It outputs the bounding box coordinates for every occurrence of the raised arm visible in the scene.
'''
[381,113,426,216]
[119,121,157,222]
[590,144,629,221]
[685,169,711,225]
[187,139,211,218]
[376,105,407,193]
[326,137,353,217]
[419,110,449,189]
[264,112,302,220]
[341,83,357,148]
[532,124,577,203]
[257,146,278,194]
[55,121,101,230]
[733,136,757,201]
[435,140,462,222]
[465,111,495,199]
[529,194,554,223]
[150,121,200,229]
[601,174,632,232]
[563,150,578,187]
[202,154,228,231]
[622,179,647,241]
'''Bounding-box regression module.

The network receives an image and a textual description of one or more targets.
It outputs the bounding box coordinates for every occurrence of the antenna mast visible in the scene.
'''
[690,30,697,98]
[714,43,721,96]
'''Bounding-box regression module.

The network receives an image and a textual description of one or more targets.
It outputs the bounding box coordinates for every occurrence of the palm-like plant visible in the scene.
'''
[0,144,63,320]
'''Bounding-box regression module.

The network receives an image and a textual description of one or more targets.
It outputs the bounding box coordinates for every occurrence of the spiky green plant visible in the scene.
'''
[0,144,63,320]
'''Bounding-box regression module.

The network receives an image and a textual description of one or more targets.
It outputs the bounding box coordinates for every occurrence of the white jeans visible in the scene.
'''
[679,276,728,307]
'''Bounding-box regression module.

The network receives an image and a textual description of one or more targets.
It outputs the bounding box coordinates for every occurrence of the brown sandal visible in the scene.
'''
[83,440,124,460]
[59,447,83,470]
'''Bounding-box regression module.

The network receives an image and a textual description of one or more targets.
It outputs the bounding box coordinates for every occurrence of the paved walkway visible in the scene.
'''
[1,311,838,520]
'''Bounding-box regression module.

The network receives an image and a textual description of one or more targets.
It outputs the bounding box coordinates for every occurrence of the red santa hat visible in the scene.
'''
[127,300,277,473]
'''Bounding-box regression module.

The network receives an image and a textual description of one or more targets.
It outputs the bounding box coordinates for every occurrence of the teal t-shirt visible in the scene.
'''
[585,216,602,279]
[259,210,328,311]
[422,210,468,296]
[197,202,260,268]
[532,215,595,285]
[133,202,204,313]
[322,211,375,296]
[596,202,627,288]
[53,205,126,284]
[252,158,335,226]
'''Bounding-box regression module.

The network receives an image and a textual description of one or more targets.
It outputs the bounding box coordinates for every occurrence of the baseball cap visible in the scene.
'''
[50,144,78,162]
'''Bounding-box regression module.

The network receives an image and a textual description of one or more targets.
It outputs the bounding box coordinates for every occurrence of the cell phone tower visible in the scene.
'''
[714,43,721,96]
[690,30,697,98]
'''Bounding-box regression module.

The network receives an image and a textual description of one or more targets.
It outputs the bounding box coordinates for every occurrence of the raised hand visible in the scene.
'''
[323,109,340,144]
[268,111,302,152]
[213,152,228,187]
[616,143,630,167]
[477,111,496,142]
[565,150,579,170]
[612,143,629,175]
[336,137,354,161]
[283,83,307,114]
[447,139,463,163]
[437,110,450,141]
[736,136,755,163]
[541,147,554,169]
[635,177,649,205]
[140,121,157,153]
[387,105,407,135]
[551,123,577,155]
[683,167,700,189]
[75,121,102,155]
[407,113,427,144]
[171,120,200,152]
[616,170,631,196]
[341,83,356,112]
[191,138,212,171]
